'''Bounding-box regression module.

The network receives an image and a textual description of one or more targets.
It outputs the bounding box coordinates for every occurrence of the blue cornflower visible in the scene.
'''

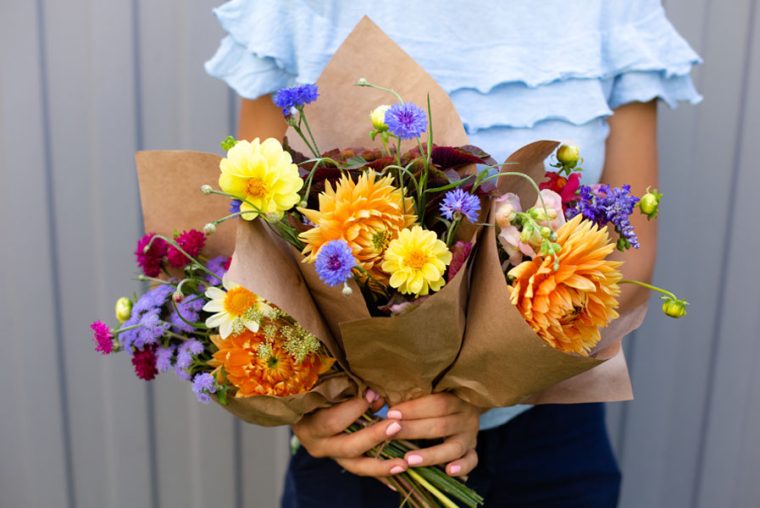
[192,373,217,403]
[155,346,175,373]
[568,184,640,249]
[272,84,319,116]
[169,295,204,333]
[229,199,242,214]
[385,103,428,140]
[315,240,356,287]
[440,188,481,223]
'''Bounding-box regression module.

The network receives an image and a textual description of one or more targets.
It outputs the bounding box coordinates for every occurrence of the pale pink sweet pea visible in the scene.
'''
[493,193,522,229]
[498,225,536,267]
[532,189,566,231]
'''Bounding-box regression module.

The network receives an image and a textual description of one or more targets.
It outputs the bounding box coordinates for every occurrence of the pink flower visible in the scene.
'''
[493,193,522,229]
[539,172,581,210]
[447,241,473,282]
[498,225,536,267]
[533,189,566,231]
[135,233,167,277]
[167,229,206,268]
[90,320,113,355]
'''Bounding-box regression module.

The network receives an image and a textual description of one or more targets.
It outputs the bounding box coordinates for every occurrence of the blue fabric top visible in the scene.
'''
[205,0,701,430]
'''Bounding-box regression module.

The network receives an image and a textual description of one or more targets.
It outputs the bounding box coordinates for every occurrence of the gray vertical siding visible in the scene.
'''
[0,1,757,507]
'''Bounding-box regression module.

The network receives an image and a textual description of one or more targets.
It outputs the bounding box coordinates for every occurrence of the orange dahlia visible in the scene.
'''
[299,171,415,280]
[208,327,334,398]
[508,214,622,355]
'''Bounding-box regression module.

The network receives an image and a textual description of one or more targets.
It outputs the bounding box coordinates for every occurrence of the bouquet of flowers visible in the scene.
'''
[92,17,686,508]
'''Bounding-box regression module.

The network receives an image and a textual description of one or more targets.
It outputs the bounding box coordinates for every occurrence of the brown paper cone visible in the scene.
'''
[436,141,638,407]
[135,151,235,257]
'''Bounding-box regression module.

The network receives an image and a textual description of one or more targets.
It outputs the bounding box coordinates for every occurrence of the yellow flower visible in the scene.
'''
[218,137,303,220]
[508,214,622,355]
[382,226,452,297]
[203,275,274,339]
[370,104,390,131]
[299,171,415,280]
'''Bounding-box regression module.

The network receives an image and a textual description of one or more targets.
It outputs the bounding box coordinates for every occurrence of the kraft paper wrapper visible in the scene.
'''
[436,141,639,407]
[286,17,471,405]
[135,151,236,258]
[135,151,356,425]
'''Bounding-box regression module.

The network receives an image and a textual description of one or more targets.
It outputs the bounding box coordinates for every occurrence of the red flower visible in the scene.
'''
[90,320,113,355]
[539,172,581,210]
[447,241,473,282]
[135,233,167,277]
[223,256,232,271]
[132,346,158,381]
[167,229,206,268]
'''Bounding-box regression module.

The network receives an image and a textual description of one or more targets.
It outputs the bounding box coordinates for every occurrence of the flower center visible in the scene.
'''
[223,287,258,317]
[371,229,391,252]
[404,250,428,270]
[246,178,267,199]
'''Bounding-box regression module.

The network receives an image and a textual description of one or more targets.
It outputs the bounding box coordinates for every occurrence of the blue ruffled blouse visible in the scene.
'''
[206,0,701,430]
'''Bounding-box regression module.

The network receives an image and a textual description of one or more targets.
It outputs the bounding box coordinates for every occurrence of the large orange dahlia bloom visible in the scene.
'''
[299,171,415,280]
[508,214,622,355]
[209,329,333,398]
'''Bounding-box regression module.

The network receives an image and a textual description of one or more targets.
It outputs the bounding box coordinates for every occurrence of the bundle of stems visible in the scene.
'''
[347,413,484,508]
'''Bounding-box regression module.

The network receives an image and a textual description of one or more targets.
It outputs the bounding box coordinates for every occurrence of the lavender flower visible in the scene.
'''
[205,256,230,284]
[131,284,173,316]
[174,339,204,380]
[315,240,356,286]
[229,199,241,214]
[192,373,217,403]
[567,184,640,249]
[440,189,481,223]
[155,346,175,373]
[169,295,204,333]
[385,103,427,140]
[272,84,319,116]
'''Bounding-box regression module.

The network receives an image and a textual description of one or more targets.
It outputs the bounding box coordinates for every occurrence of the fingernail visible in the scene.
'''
[390,465,406,475]
[365,389,378,404]
[387,409,402,420]
[385,422,402,436]
[406,454,423,466]
[449,464,461,475]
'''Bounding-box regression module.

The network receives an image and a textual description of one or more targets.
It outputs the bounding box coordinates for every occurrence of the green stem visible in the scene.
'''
[147,234,222,282]
[300,111,321,156]
[620,279,678,300]
[355,79,405,103]
[136,275,176,287]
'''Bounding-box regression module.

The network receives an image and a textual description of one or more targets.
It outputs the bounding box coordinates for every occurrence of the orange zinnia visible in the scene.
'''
[299,171,415,281]
[509,214,622,355]
[208,329,333,398]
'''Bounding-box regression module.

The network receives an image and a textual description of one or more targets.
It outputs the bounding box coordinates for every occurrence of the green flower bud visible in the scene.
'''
[114,297,133,323]
[639,187,663,220]
[556,144,581,169]
[661,297,688,318]
[220,135,238,152]
[200,184,213,195]
[173,290,184,303]
[355,78,369,86]
[203,222,216,235]
[540,226,553,239]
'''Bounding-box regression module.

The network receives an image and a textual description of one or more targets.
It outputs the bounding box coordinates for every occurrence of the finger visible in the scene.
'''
[335,456,408,477]
[296,397,370,439]
[403,434,474,468]
[393,414,468,440]
[316,418,404,459]
[446,448,479,477]
[387,393,463,420]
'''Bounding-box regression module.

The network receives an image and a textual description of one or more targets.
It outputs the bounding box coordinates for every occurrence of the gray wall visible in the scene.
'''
[1,1,758,507]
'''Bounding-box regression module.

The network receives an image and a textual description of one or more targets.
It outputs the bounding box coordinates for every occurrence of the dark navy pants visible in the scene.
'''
[282,403,621,507]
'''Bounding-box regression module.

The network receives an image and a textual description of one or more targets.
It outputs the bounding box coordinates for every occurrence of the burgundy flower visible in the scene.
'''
[132,346,158,381]
[135,233,167,277]
[90,320,113,355]
[447,241,473,282]
[167,229,206,268]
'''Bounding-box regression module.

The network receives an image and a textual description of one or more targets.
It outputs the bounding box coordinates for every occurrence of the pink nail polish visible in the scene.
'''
[406,454,423,466]
[390,465,406,475]
[449,464,462,475]
[365,389,378,404]
[387,409,402,420]
[385,422,402,436]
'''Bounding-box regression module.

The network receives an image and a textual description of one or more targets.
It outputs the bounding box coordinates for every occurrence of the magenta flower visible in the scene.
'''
[135,233,167,277]
[447,241,473,282]
[167,229,206,268]
[90,320,113,355]
[132,346,158,381]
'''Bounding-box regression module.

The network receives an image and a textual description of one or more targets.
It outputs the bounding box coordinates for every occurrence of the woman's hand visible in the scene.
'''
[388,393,481,477]
[292,391,409,477]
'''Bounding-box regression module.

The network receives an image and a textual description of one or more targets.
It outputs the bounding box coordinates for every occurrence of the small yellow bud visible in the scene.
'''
[661,298,688,318]
[557,144,581,169]
[370,104,390,131]
[114,297,133,323]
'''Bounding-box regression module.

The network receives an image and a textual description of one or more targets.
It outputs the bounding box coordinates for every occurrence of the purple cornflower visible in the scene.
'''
[229,199,241,214]
[568,184,640,249]
[385,103,428,140]
[205,255,231,285]
[170,295,204,333]
[155,346,175,373]
[192,373,217,403]
[440,189,481,223]
[272,84,319,116]
[315,240,356,286]
[90,320,113,355]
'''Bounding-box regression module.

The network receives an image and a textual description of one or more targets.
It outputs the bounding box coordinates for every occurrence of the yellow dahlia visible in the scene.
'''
[203,275,275,339]
[208,328,334,398]
[299,171,415,279]
[509,214,622,355]
[219,137,303,220]
[382,226,452,297]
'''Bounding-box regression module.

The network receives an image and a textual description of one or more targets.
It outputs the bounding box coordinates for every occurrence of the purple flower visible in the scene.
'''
[568,184,640,249]
[131,284,173,316]
[315,240,356,286]
[129,310,169,350]
[229,199,241,214]
[272,84,319,116]
[205,256,231,284]
[170,295,204,333]
[90,321,113,355]
[440,189,481,223]
[192,373,217,403]
[385,103,428,140]
[174,339,204,380]
[155,346,175,373]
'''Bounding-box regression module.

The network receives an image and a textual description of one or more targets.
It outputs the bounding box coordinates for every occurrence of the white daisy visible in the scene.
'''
[203,275,273,339]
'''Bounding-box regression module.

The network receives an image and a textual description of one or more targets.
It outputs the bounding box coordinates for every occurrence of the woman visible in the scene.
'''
[206,1,701,505]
